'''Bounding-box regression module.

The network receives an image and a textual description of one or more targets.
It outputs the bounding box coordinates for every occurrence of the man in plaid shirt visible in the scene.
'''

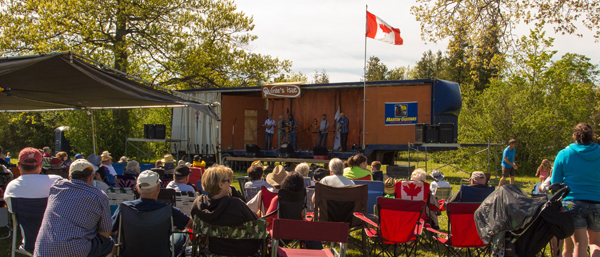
[34,159,114,257]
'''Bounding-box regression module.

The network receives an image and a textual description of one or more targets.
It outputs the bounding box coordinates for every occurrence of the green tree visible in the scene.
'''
[312,69,330,84]
[414,50,448,80]
[0,112,62,154]
[272,71,308,83]
[364,56,388,81]
[457,29,599,173]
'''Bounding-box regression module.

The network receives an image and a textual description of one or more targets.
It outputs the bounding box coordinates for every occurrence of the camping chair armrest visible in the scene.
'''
[425,226,447,237]
[262,209,278,219]
[354,212,378,228]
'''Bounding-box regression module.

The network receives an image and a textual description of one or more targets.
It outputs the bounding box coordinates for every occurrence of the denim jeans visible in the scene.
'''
[289,131,297,150]
[318,133,328,148]
[565,200,600,231]
[265,133,273,150]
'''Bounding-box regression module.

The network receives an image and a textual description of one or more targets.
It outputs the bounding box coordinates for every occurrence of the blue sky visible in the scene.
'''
[235,0,600,83]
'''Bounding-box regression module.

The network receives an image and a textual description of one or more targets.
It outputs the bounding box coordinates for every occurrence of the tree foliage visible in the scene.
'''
[457,29,600,174]
[312,69,330,84]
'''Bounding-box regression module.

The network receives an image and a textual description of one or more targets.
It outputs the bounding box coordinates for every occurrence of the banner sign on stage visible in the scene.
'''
[385,102,418,125]
[261,82,302,99]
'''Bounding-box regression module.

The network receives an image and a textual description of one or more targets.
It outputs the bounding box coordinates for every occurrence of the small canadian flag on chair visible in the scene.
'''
[399,181,424,200]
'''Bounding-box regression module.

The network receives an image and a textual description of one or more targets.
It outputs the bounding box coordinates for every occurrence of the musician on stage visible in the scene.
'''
[338,112,349,152]
[286,114,298,150]
[264,114,276,150]
[277,115,286,147]
[318,114,330,148]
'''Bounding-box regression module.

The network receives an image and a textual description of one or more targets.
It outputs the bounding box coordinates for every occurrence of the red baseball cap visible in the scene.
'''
[18,147,43,166]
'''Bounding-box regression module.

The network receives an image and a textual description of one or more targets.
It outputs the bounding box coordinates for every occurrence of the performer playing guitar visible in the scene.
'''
[318,114,330,148]
[286,114,298,150]
[264,114,276,150]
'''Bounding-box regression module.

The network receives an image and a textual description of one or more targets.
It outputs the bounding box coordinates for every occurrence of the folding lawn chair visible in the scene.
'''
[158,188,177,206]
[426,203,489,257]
[313,183,368,255]
[435,187,452,201]
[160,178,174,189]
[456,185,495,203]
[260,186,277,215]
[0,205,10,239]
[353,180,385,215]
[395,180,443,246]
[191,216,268,257]
[354,197,426,257]
[271,219,349,257]
[244,187,261,202]
[115,203,178,257]
[9,198,48,256]
[237,176,250,197]
[306,187,315,213]
[115,175,137,188]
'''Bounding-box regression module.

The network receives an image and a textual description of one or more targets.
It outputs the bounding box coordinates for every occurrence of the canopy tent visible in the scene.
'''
[0,52,219,120]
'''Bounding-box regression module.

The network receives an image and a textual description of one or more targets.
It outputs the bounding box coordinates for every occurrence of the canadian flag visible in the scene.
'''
[366,11,403,45]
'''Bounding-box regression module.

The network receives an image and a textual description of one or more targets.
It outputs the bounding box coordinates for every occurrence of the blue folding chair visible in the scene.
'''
[458,185,495,202]
[353,180,385,215]
[10,198,48,256]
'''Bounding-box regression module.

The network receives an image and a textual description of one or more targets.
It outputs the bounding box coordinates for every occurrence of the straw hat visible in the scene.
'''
[384,177,396,195]
[266,165,289,187]
[161,154,175,163]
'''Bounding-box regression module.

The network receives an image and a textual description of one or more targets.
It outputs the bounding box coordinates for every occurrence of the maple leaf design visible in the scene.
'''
[403,182,422,200]
[379,24,392,34]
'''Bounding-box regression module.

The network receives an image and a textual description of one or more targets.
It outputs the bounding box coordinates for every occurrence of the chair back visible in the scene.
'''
[107,188,137,215]
[260,186,277,213]
[193,217,266,256]
[160,178,173,189]
[0,173,12,191]
[237,176,250,196]
[189,167,203,186]
[458,185,495,203]
[158,188,176,206]
[314,183,368,228]
[353,180,385,215]
[435,187,452,201]
[117,203,173,257]
[377,197,426,243]
[395,180,430,201]
[112,163,124,175]
[353,176,372,181]
[306,187,315,212]
[244,187,261,201]
[446,203,486,247]
[303,177,312,187]
[277,189,306,220]
[272,219,349,243]
[10,198,48,252]
[195,180,207,195]
[116,175,137,188]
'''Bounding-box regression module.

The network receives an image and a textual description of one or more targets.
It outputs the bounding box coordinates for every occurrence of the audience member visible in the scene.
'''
[42,147,51,157]
[429,169,451,195]
[41,147,52,172]
[246,165,286,214]
[244,162,272,189]
[370,161,383,181]
[536,159,552,183]
[118,156,129,163]
[191,165,260,256]
[312,168,328,183]
[45,157,67,178]
[320,158,355,187]
[343,154,373,180]
[124,160,141,177]
[448,171,489,203]
[155,160,163,168]
[552,122,600,257]
[162,154,176,175]
[111,170,192,256]
[166,164,196,192]
[192,155,205,168]
[0,146,16,168]
[295,162,310,177]
[56,151,72,170]
[34,159,114,257]
[74,153,84,160]
[411,169,440,230]
[87,154,109,184]
[4,147,61,212]
[150,167,165,177]
[101,152,117,185]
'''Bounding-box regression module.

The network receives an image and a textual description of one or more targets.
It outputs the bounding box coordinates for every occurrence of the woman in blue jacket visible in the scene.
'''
[552,122,600,257]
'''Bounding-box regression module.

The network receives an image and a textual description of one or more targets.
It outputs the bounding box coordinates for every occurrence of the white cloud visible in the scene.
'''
[236,0,600,83]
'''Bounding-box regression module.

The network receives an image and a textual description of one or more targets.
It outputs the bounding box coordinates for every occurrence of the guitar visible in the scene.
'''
[285,122,297,133]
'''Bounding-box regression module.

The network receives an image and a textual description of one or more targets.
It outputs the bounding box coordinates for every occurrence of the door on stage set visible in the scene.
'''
[244,109,258,146]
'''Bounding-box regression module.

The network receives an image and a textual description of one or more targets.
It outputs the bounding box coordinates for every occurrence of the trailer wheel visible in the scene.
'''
[221,153,233,168]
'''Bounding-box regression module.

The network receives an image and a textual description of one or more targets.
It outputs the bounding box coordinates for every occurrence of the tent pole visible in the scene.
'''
[88,109,97,155]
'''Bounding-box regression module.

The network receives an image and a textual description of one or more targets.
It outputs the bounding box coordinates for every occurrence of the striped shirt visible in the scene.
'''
[34,179,112,257]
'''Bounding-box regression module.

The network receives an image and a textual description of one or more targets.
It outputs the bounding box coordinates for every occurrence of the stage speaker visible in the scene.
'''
[54,127,71,155]
[414,123,425,144]
[425,125,439,143]
[245,144,261,157]
[144,124,155,139]
[279,143,295,158]
[154,124,166,139]
[313,147,328,156]
[438,123,454,143]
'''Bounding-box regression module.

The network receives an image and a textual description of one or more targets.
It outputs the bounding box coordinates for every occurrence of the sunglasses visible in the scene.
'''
[222,179,230,183]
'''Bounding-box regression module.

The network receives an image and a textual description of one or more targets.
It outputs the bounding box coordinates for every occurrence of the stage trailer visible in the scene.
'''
[171,79,461,164]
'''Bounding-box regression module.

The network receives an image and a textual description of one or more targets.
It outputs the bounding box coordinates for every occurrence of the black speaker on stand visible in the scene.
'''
[425,125,439,143]
[154,124,166,139]
[144,124,155,139]
[313,147,329,156]
[414,123,425,144]
[279,143,295,158]
[438,123,455,143]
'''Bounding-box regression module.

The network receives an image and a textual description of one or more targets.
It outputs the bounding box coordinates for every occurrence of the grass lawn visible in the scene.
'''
[0,158,554,257]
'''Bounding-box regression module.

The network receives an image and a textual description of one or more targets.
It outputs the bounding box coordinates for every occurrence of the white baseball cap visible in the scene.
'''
[137,170,161,189]
[69,159,95,178]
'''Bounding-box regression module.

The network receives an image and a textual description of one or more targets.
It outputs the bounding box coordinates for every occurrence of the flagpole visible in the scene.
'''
[363,5,367,150]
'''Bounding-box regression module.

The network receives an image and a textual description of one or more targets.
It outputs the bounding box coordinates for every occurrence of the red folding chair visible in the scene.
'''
[395,180,443,224]
[355,197,426,257]
[260,185,277,216]
[271,219,349,257]
[426,203,489,257]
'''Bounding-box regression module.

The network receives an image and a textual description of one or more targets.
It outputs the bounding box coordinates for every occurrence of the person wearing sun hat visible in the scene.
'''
[34,158,114,257]
[429,169,451,195]
[244,160,273,189]
[246,165,288,215]
[100,151,117,185]
[161,154,176,175]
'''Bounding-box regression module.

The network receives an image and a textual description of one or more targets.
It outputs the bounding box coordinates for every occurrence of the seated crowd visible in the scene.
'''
[2,146,499,257]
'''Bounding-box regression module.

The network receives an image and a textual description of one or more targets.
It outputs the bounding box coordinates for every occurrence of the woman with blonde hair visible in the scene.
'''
[535,159,552,182]
[191,165,259,256]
